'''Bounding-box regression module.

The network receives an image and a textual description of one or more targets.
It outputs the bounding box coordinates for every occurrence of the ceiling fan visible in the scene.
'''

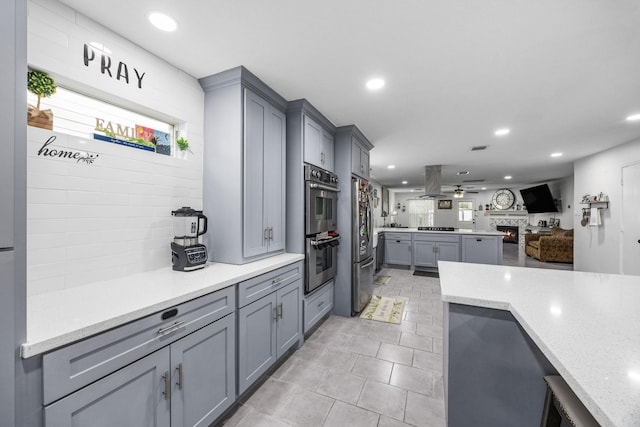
[444,185,480,198]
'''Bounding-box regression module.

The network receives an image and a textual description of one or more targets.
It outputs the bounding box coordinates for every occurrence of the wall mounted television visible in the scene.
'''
[519,184,558,214]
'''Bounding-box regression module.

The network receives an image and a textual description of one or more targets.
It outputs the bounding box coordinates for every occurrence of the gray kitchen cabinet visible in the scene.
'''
[45,346,171,427]
[303,280,334,334]
[303,115,334,172]
[413,234,461,268]
[385,233,412,266]
[43,288,236,427]
[244,89,286,258]
[351,137,370,179]
[200,66,288,264]
[461,235,502,265]
[238,281,301,394]
[45,314,235,427]
[237,268,302,395]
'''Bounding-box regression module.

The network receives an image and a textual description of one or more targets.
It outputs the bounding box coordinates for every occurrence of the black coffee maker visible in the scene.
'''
[171,207,208,271]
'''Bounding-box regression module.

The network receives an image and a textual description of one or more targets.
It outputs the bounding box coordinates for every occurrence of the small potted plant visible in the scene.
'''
[176,136,191,159]
[27,69,57,130]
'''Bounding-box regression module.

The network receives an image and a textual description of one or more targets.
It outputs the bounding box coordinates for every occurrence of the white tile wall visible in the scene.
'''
[27,0,205,295]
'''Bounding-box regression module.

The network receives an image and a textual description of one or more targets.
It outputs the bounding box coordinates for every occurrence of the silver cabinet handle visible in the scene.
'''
[264,228,269,241]
[278,303,283,319]
[317,300,325,308]
[272,277,282,285]
[273,307,278,321]
[175,363,183,390]
[157,320,185,335]
[164,371,171,399]
[269,227,274,240]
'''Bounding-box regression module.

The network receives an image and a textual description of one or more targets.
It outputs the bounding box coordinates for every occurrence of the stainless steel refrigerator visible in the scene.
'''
[352,177,374,314]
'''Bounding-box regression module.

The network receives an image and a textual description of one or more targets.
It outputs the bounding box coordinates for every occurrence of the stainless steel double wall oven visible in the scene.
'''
[304,164,340,293]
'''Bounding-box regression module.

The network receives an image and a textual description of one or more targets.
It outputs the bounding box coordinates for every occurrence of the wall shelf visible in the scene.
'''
[580,201,609,209]
[484,210,528,216]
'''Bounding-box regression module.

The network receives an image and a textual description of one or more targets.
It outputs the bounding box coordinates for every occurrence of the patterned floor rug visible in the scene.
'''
[359,295,405,324]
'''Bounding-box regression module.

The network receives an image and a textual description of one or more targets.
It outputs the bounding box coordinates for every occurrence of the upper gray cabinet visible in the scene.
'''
[335,125,373,180]
[200,67,287,264]
[287,99,336,173]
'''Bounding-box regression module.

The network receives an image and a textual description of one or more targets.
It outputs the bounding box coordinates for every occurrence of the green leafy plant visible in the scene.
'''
[176,137,190,151]
[27,69,57,110]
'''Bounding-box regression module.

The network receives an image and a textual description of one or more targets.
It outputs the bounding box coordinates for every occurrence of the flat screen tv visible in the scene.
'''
[519,184,558,214]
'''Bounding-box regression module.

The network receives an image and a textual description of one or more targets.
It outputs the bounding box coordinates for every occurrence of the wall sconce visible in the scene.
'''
[401,204,406,212]
[396,202,401,209]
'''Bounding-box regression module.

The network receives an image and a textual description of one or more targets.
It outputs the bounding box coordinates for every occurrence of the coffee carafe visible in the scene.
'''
[171,207,208,271]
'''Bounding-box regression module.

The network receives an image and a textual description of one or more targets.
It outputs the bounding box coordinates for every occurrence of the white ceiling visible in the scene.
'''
[58,0,640,191]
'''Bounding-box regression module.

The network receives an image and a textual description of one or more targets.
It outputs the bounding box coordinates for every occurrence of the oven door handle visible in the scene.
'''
[308,182,340,192]
[360,259,375,269]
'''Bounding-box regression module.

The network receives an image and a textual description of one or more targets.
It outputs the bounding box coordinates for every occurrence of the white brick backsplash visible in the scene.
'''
[27,0,205,295]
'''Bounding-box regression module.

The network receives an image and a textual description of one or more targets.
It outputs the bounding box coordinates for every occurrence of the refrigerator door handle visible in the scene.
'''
[360,259,375,269]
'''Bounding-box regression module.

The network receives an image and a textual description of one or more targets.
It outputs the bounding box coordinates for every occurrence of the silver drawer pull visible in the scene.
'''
[318,301,325,308]
[272,277,282,285]
[157,320,186,335]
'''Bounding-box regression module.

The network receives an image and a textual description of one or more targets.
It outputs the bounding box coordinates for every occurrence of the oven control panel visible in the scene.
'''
[305,164,339,186]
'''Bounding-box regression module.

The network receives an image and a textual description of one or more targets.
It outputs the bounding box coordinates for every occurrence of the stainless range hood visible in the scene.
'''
[420,165,445,198]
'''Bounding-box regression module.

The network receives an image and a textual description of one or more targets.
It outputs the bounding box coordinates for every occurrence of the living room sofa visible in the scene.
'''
[525,228,574,263]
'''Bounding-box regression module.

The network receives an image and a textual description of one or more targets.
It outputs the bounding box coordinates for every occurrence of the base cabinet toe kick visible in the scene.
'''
[33,261,304,427]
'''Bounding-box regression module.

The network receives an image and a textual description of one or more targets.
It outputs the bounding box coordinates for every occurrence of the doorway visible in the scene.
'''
[622,163,640,275]
[456,199,475,230]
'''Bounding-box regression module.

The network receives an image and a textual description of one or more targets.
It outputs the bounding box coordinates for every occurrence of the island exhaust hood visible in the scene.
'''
[420,165,446,198]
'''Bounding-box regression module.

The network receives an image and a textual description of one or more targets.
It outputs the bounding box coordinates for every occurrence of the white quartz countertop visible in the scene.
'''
[22,253,304,358]
[375,227,503,236]
[438,261,640,427]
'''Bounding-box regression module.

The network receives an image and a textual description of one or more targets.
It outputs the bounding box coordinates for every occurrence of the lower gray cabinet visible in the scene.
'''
[461,235,502,265]
[413,240,437,268]
[413,234,460,268]
[238,280,301,394]
[385,236,412,266]
[45,314,236,427]
[45,347,171,427]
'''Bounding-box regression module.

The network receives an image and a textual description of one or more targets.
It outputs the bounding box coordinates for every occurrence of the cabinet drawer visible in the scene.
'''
[43,286,235,405]
[237,261,302,308]
[413,233,460,243]
[303,281,334,333]
[384,232,412,241]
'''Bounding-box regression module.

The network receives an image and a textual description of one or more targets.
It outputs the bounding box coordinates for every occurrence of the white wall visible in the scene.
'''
[574,139,640,273]
[27,0,204,295]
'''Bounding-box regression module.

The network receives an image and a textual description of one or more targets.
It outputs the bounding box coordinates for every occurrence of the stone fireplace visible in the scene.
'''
[489,215,529,251]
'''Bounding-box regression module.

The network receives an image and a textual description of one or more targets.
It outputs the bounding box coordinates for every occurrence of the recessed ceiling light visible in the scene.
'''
[387,165,395,169]
[456,171,470,175]
[551,152,563,157]
[626,113,640,122]
[148,12,177,32]
[366,78,385,90]
[504,175,512,180]
[494,128,510,136]
[402,181,408,184]
[481,187,487,190]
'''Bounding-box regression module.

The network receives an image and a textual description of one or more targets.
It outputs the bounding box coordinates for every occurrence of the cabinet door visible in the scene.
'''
[437,242,460,263]
[170,314,236,427]
[385,240,412,266]
[303,115,322,167]
[413,240,437,268]
[238,293,277,394]
[351,141,362,176]
[244,89,267,258]
[321,130,334,172]
[462,236,500,265]
[276,281,301,358]
[264,105,286,253]
[360,149,370,179]
[45,347,171,427]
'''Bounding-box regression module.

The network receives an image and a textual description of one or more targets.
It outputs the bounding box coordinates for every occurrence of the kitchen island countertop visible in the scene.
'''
[22,253,304,358]
[439,261,640,427]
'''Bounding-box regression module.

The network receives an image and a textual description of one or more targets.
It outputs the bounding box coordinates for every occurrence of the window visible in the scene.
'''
[408,199,434,227]
[28,86,175,154]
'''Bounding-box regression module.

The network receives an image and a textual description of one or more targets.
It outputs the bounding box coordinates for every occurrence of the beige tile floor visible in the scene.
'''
[221,268,446,427]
